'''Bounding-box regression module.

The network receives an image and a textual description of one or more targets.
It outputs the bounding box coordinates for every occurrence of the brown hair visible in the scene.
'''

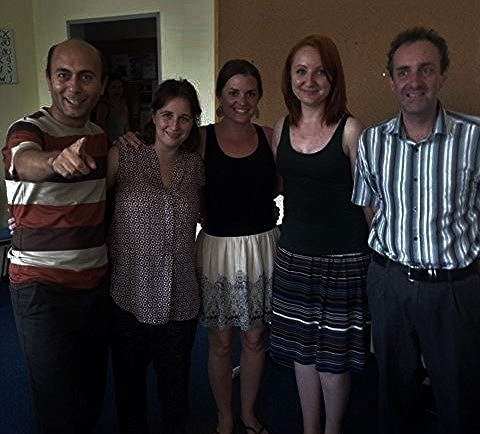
[386,27,450,76]
[281,34,347,126]
[215,59,263,99]
[140,79,202,152]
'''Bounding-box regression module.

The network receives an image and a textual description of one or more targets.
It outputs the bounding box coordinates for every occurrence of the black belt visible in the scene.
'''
[371,252,478,282]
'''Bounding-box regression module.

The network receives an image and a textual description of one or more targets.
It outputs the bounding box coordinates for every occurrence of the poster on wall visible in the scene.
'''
[111,52,157,82]
[0,28,18,84]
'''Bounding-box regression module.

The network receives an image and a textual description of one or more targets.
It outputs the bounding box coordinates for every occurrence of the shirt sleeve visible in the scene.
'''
[3,121,44,177]
[351,130,377,207]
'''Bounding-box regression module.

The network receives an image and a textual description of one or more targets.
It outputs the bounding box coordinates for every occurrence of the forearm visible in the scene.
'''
[363,206,377,227]
[14,148,61,182]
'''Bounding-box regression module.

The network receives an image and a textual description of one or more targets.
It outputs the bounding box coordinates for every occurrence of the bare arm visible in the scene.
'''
[260,125,281,197]
[342,116,376,225]
[262,125,273,147]
[107,145,119,189]
[271,118,286,195]
[14,137,96,182]
[342,116,364,173]
[362,206,377,226]
[198,126,207,159]
[271,118,284,160]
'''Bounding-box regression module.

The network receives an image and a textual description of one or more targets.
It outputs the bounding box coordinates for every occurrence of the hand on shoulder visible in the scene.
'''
[115,131,144,149]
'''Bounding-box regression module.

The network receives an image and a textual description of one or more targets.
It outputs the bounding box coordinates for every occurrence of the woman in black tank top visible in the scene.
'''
[269,35,374,434]
[196,60,280,434]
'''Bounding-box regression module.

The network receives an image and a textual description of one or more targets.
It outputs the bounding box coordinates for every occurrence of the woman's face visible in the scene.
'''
[218,74,260,124]
[152,97,194,149]
[107,79,124,98]
[290,45,331,108]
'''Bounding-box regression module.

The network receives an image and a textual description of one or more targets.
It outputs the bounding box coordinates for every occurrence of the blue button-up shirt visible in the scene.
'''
[352,106,480,269]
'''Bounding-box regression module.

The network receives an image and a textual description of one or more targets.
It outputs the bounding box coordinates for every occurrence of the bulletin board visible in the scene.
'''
[0,28,18,84]
[217,0,480,128]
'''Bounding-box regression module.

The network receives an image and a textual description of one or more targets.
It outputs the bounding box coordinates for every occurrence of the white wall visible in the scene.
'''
[0,0,215,225]
[31,0,215,125]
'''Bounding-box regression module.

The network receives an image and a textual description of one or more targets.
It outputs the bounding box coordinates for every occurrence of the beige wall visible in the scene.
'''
[3,0,480,226]
[0,0,38,224]
[0,0,38,138]
[217,0,480,128]
[0,0,215,224]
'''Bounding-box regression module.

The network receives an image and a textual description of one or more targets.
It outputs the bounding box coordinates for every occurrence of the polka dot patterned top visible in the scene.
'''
[109,144,204,325]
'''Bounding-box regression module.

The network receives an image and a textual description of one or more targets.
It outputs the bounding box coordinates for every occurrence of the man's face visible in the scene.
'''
[390,40,446,121]
[46,40,105,128]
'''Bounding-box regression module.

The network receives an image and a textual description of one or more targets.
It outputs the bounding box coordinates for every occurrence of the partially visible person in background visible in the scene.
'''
[196,59,279,434]
[2,38,109,434]
[269,35,372,434]
[96,73,130,142]
[107,78,204,434]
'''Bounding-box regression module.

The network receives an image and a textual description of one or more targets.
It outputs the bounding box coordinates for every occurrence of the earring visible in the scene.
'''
[215,106,224,117]
[254,107,260,119]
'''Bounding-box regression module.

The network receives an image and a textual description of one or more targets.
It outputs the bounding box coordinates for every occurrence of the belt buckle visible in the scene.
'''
[407,267,420,282]
[408,267,439,282]
[408,268,415,282]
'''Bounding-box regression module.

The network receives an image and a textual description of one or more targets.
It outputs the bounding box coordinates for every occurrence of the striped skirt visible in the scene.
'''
[270,246,371,374]
[196,227,280,331]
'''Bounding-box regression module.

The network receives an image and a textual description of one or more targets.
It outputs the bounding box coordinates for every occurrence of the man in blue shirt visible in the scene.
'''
[352,26,480,434]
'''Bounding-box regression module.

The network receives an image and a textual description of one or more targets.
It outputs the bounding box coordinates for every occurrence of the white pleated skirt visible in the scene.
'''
[195,227,280,330]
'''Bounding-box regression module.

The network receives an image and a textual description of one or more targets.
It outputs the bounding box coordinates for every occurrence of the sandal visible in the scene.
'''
[241,420,267,434]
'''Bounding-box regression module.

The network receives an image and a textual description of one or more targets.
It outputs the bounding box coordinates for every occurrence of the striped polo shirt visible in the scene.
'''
[352,106,480,269]
[3,108,108,289]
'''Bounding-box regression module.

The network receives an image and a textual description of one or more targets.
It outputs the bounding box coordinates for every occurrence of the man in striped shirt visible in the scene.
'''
[352,27,480,434]
[2,39,109,433]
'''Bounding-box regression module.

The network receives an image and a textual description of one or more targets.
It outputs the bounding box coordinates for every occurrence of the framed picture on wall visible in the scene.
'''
[0,28,18,84]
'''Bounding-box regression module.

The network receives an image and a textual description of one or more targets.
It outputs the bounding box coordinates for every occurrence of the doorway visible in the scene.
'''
[67,13,161,131]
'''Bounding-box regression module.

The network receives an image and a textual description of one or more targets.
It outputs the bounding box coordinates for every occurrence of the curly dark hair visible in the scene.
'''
[386,27,450,76]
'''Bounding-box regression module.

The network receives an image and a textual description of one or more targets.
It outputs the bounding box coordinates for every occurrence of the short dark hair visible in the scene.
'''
[215,59,263,99]
[141,79,202,152]
[46,39,108,82]
[386,27,450,76]
[281,34,348,127]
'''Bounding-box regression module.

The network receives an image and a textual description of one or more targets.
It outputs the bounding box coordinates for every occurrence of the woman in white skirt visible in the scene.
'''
[196,59,280,434]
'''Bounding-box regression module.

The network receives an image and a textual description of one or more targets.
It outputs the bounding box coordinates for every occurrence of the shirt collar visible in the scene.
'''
[386,103,450,139]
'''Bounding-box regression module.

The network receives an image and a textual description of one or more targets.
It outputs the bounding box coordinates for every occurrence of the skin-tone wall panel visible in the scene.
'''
[217,0,480,128]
